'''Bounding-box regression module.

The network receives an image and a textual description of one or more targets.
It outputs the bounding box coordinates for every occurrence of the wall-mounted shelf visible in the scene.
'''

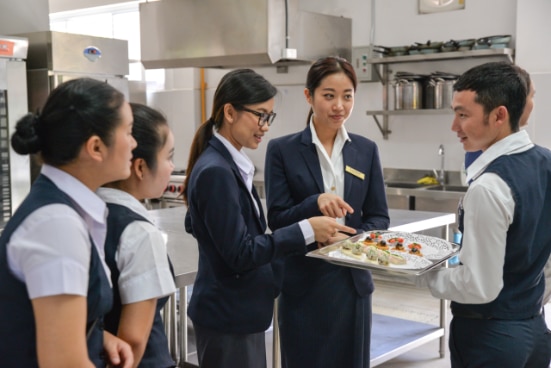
[368,48,514,65]
[367,48,514,139]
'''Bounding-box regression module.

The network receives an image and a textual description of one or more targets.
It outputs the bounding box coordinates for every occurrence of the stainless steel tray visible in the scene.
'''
[306,230,460,276]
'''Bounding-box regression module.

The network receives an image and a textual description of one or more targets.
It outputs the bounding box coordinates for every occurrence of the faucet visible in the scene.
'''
[435,144,445,185]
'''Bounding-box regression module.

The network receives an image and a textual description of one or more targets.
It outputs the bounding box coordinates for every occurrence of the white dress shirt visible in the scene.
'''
[7,164,110,299]
[419,130,537,304]
[96,188,176,304]
[310,121,350,225]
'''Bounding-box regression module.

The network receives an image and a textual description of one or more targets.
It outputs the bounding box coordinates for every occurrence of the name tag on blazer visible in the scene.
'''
[345,165,365,180]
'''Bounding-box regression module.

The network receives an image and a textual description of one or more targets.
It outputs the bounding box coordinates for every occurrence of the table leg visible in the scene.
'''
[179,287,188,367]
[163,292,179,365]
[272,298,280,368]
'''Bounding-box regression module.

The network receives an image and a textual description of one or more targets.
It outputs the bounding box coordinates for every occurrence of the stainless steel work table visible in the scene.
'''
[149,206,455,367]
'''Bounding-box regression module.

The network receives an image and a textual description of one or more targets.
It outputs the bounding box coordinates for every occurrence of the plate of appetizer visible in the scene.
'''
[306,230,460,276]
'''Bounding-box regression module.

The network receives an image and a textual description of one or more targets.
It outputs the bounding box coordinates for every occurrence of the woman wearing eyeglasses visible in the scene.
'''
[183,69,355,368]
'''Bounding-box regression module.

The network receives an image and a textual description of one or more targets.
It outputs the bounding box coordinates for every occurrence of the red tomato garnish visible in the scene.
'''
[408,242,422,249]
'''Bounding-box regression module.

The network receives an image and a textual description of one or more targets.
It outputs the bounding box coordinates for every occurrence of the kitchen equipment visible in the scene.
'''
[140,0,351,69]
[414,41,443,55]
[16,31,129,182]
[475,35,512,49]
[423,78,437,109]
[455,38,476,51]
[373,45,410,57]
[393,78,422,110]
[433,75,457,109]
[425,72,458,109]
[158,171,186,208]
[440,40,458,53]
[0,35,30,221]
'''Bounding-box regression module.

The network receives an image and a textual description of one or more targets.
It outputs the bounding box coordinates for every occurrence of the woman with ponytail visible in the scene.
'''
[183,69,355,368]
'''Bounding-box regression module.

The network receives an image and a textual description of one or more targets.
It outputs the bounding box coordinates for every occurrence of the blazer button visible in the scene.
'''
[235,274,240,279]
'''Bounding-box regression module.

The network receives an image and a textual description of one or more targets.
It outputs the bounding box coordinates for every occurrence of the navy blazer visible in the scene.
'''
[185,136,306,334]
[265,127,390,296]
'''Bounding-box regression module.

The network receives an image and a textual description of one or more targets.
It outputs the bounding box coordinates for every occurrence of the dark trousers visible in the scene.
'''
[193,323,267,368]
[449,314,551,368]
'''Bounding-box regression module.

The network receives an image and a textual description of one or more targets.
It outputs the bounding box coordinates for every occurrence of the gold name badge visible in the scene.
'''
[345,165,365,180]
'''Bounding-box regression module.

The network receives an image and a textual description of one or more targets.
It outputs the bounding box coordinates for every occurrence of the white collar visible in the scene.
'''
[466,130,534,183]
[41,164,107,226]
[309,118,351,147]
[214,131,255,181]
[96,187,152,223]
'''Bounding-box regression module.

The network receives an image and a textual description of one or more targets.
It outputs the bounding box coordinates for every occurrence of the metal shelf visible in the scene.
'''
[367,48,514,139]
[367,48,514,65]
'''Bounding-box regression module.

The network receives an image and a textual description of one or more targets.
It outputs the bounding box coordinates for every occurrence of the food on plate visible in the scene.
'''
[388,237,405,244]
[394,242,405,252]
[341,241,366,261]
[363,231,383,245]
[363,245,379,263]
[376,239,389,250]
[408,242,423,256]
[389,253,407,265]
[376,249,390,266]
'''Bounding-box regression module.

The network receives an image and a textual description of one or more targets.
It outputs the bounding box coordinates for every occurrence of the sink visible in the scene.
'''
[425,185,468,193]
[385,182,428,189]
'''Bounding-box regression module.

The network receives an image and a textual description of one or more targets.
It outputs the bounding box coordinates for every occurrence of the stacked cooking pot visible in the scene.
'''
[393,72,458,110]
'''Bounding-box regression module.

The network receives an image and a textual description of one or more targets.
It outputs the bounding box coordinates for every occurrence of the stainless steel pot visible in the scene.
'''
[393,79,422,110]
[434,78,456,109]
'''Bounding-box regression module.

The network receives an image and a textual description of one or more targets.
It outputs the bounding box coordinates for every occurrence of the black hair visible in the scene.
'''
[453,62,528,132]
[305,56,358,125]
[11,77,125,166]
[183,68,277,205]
[129,102,169,172]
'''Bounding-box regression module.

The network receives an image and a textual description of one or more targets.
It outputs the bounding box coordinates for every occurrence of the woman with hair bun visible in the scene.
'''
[0,77,136,368]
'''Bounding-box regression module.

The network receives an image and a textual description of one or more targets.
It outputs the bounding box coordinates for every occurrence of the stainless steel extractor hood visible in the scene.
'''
[139,0,351,69]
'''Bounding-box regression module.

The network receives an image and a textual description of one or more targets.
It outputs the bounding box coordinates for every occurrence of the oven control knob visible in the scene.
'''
[177,185,183,194]
[168,184,176,192]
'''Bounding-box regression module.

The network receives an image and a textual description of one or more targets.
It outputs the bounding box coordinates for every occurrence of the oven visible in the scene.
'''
[159,173,186,208]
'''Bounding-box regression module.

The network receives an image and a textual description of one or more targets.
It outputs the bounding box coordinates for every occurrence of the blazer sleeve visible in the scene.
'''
[191,163,305,273]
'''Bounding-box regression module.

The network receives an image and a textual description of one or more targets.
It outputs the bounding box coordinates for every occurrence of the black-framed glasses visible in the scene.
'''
[237,106,277,127]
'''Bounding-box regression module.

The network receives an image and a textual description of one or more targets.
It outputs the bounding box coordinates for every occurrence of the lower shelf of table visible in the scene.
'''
[371,313,444,366]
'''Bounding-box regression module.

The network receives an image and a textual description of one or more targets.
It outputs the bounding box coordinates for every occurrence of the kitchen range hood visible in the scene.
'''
[139,0,351,69]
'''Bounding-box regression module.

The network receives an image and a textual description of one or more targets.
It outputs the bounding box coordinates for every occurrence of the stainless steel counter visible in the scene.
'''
[149,205,455,367]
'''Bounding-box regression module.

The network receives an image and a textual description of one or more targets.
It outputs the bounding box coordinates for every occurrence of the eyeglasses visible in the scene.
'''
[238,106,277,127]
